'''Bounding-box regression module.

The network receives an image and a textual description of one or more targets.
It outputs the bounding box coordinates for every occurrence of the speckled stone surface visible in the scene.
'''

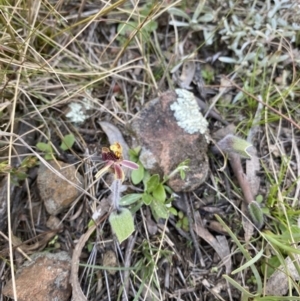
[3,252,71,301]
[130,90,209,192]
[37,160,83,215]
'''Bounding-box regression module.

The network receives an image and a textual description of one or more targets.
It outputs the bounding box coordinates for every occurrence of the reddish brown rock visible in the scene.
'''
[3,252,71,301]
[130,90,209,192]
[37,160,83,215]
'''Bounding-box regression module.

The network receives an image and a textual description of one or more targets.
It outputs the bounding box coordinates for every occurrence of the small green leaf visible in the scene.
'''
[182,216,189,227]
[36,142,52,153]
[176,220,182,228]
[109,208,135,243]
[153,183,166,202]
[150,199,169,221]
[178,159,190,168]
[142,193,152,205]
[168,7,191,20]
[143,20,157,33]
[128,150,137,161]
[60,134,75,150]
[37,142,54,159]
[21,156,38,168]
[15,172,27,180]
[142,170,151,186]
[248,201,264,229]
[255,194,263,203]
[45,153,54,160]
[131,162,144,185]
[87,241,93,252]
[198,13,214,23]
[182,216,189,231]
[145,174,160,193]
[169,207,177,216]
[119,193,143,206]
[231,136,252,158]
[192,2,205,22]
[88,219,96,228]
[180,169,186,180]
[217,134,252,159]
[117,21,137,36]
[164,185,173,195]
[133,146,141,154]
[129,199,144,214]
[129,146,141,161]
[0,160,9,168]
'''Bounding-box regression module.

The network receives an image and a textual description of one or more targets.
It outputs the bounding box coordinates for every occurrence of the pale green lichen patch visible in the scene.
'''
[66,92,93,124]
[66,102,90,124]
[170,89,208,135]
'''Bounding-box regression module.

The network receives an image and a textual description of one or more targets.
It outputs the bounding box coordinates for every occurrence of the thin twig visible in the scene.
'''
[0,231,31,261]
[121,233,137,301]
[185,193,205,267]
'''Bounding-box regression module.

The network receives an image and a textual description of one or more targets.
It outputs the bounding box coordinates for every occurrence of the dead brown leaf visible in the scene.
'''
[193,212,232,274]
[178,60,196,90]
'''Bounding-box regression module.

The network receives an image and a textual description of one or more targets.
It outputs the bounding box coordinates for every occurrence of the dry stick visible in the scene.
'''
[228,153,254,205]
[121,233,137,301]
[70,224,96,301]
[0,231,31,261]
[185,193,205,267]
[0,229,60,257]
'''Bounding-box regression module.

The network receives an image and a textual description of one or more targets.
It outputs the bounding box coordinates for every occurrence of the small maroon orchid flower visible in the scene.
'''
[94,142,139,182]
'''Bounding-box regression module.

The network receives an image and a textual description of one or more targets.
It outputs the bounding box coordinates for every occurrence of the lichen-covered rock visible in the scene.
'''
[37,160,83,215]
[130,89,209,192]
[170,89,208,134]
[3,252,71,301]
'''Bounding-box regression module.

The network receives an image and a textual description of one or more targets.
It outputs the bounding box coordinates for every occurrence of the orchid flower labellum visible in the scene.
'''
[94,142,139,182]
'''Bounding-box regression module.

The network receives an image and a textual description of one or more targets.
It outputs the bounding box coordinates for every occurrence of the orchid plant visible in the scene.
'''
[94,142,139,183]
[94,142,139,243]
